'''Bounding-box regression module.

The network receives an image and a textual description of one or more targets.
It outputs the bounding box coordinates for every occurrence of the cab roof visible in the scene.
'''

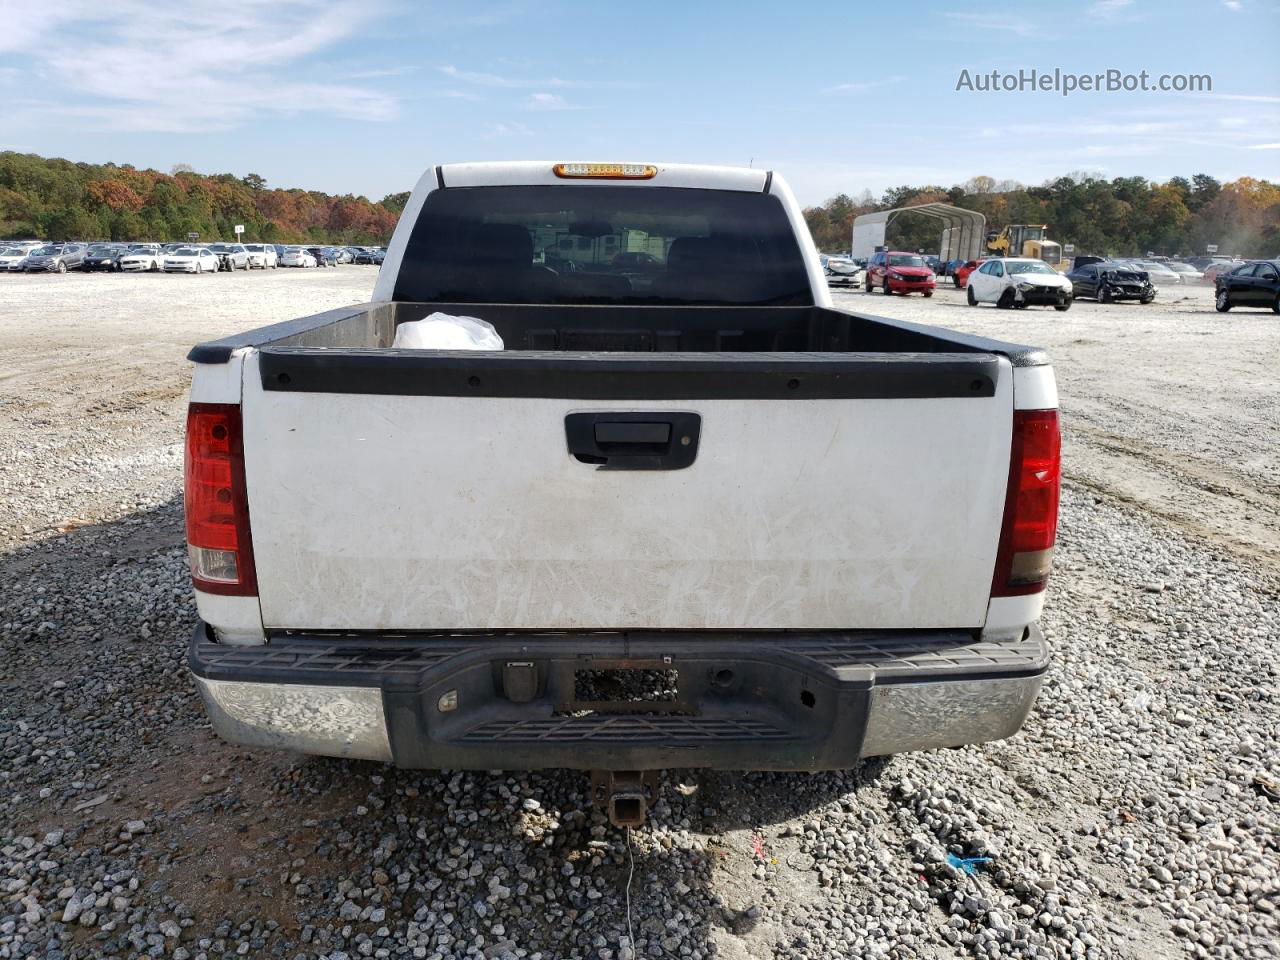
[437,161,771,193]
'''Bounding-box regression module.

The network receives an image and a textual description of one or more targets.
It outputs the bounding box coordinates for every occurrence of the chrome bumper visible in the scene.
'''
[860,674,1042,756]
[194,676,392,761]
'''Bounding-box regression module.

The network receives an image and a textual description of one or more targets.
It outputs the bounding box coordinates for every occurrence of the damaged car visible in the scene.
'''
[822,253,863,285]
[966,257,1072,310]
[1066,261,1155,304]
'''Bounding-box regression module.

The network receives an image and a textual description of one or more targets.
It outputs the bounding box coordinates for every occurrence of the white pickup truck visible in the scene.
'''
[184,161,1060,825]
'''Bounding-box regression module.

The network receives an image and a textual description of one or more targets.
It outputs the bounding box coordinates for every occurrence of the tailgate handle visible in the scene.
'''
[594,421,670,445]
[565,412,700,471]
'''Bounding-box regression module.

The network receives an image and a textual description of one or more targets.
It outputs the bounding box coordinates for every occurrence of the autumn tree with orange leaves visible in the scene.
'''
[0,151,404,244]
[803,171,1278,258]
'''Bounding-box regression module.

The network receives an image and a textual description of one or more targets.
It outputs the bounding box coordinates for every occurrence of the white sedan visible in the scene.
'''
[1128,260,1183,286]
[1165,261,1203,284]
[279,247,317,268]
[243,243,278,269]
[163,247,220,274]
[0,247,30,272]
[118,245,164,272]
[966,257,1073,311]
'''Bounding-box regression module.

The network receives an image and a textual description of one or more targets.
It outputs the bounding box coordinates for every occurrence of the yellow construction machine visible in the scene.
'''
[986,225,1066,269]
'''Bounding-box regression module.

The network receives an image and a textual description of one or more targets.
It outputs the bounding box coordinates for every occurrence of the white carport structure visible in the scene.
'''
[850,203,986,261]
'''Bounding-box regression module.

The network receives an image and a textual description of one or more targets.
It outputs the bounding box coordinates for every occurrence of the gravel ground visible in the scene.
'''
[1,270,1276,960]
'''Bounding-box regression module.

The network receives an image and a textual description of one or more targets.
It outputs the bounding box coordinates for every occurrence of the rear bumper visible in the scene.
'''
[188,624,1048,770]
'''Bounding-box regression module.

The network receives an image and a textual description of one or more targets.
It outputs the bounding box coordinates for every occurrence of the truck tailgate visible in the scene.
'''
[240,351,1013,631]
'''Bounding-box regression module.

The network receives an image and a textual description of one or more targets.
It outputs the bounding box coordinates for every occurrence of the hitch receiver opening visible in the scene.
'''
[591,770,659,828]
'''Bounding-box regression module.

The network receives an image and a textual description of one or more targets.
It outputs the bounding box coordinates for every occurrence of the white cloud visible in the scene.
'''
[438,64,525,88]
[0,7,82,54]
[1206,93,1280,103]
[1247,142,1280,149]
[438,64,570,90]
[823,76,904,96]
[482,122,534,139]
[0,2,398,133]
[1088,0,1137,19]
[953,104,1280,158]
[526,92,578,111]
[343,66,419,81]
[942,13,1038,35]
[1222,0,1243,10]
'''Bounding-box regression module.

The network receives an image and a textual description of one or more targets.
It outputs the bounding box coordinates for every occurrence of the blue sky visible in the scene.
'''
[1,0,1277,205]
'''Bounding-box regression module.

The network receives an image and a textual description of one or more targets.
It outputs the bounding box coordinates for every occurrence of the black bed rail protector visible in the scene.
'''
[189,625,1048,689]
[831,310,1048,369]
[187,302,392,364]
[188,301,1048,368]
[256,348,1000,400]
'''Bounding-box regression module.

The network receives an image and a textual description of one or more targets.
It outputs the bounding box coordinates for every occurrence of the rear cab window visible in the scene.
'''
[393,186,813,306]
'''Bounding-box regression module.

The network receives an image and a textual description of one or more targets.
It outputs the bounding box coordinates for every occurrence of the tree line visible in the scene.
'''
[0,152,407,245]
[803,173,1280,260]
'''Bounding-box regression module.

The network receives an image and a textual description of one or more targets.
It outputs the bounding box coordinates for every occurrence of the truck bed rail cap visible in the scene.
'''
[255,348,1001,400]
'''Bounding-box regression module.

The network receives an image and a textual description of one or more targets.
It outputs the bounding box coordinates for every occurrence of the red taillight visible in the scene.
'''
[184,403,257,595]
[992,409,1060,596]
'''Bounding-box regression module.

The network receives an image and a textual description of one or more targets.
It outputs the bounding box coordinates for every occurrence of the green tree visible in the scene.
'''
[44,205,100,240]
[381,191,410,213]
[1188,175,1221,214]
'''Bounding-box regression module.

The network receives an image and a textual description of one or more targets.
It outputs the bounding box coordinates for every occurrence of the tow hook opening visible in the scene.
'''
[591,770,659,828]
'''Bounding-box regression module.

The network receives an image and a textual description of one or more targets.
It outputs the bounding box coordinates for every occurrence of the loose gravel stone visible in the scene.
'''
[1,273,1276,959]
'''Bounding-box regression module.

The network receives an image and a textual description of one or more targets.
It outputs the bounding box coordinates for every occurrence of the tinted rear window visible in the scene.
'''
[393,185,813,306]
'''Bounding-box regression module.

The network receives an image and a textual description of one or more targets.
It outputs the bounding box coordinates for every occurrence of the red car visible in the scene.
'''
[865,250,936,296]
[951,258,987,289]
[1202,261,1243,285]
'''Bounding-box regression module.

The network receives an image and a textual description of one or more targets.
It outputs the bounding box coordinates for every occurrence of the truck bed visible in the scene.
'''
[189,301,1047,364]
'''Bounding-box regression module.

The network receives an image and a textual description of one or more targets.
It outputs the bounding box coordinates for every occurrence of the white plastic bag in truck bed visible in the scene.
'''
[392,313,504,350]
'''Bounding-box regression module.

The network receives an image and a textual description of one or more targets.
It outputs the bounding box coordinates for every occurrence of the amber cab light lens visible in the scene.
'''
[552,163,657,180]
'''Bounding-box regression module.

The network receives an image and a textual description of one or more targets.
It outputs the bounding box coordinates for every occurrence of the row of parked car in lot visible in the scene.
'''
[0,240,386,274]
[821,250,1280,313]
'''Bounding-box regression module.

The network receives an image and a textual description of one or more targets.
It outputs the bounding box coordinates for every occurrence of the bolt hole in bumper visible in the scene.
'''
[188,623,1047,770]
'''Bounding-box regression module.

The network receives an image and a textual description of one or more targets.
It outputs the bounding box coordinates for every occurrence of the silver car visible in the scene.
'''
[0,246,32,272]
[23,243,87,273]
[1128,260,1183,286]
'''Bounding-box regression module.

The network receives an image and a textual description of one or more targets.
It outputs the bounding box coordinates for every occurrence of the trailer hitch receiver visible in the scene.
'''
[591,770,659,828]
